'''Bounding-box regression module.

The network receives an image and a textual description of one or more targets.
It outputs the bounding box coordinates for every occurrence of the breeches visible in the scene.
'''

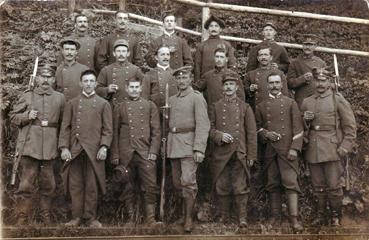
[170,157,198,199]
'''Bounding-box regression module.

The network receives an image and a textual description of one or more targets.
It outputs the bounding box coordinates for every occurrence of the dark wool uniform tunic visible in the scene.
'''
[146,32,193,69]
[95,30,143,72]
[55,61,89,102]
[96,61,145,105]
[256,94,304,193]
[287,55,326,108]
[194,36,237,82]
[246,40,290,73]
[209,97,257,195]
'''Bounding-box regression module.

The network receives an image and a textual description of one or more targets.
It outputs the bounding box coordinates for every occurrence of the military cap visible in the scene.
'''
[173,65,192,77]
[312,68,332,80]
[60,37,81,50]
[162,10,176,21]
[204,15,225,30]
[263,21,277,31]
[302,34,319,44]
[112,165,130,183]
[113,39,129,50]
[37,64,56,76]
[222,74,239,85]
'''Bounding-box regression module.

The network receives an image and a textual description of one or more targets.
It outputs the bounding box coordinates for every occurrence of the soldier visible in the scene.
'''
[96,39,145,105]
[55,38,89,101]
[244,47,289,110]
[246,21,290,73]
[194,47,245,111]
[287,34,326,108]
[10,65,65,225]
[194,15,237,83]
[57,14,96,71]
[142,45,178,108]
[255,72,304,231]
[59,69,113,227]
[167,66,210,232]
[110,78,161,225]
[209,75,257,226]
[95,10,142,72]
[301,69,356,226]
[145,13,193,69]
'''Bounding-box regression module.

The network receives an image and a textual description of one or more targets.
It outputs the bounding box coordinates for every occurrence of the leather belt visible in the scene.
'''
[32,119,58,128]
[310,125,335,131]
[170,127,195,133]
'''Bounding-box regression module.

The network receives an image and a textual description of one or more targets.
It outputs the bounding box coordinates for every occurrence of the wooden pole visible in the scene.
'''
[89,9,369,57]
[201,0,212,41]
[173,0,369,25]
[68,0,75,15]
[119,0,126,11]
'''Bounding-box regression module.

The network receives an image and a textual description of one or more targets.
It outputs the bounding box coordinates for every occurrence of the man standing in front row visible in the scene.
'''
[209,74,257,227]
[255,72,304,231]
[301,69,356,226]
[59,69,113,228]
[167,66,210,232]
[110,78,161,225]
[11,65,65,225]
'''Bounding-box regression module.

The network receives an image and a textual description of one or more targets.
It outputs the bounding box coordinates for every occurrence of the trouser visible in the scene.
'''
[170,157,198,199]
[69,151,98,220]
[122,152,158,205]
[215,153,248,196]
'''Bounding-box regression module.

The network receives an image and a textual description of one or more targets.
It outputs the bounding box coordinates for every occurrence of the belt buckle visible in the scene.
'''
[41,120,48,127]
[315,125,320,130]
[172,127,176,133]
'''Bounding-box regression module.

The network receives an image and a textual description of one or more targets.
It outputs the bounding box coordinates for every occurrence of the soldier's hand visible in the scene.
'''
[108,84,119,93]
[222,132,234,143]
[337,146,348,158]
[61,148,72,161]
[111,158,119,165]
[193,151,205,163]
[247,159,255,167]
[97,146,108,161]
[287,149,298,161]
[28,110,38,120]
[304,72,313,83]
[265,131,281,142]
[303,111,314,121]
[249,84,258,92]
[148,153,157,161]
[270,62,279,70]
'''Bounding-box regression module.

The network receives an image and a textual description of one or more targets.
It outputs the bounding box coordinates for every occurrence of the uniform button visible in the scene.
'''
[141,127,144,130]
[280,111,284,114]
[64,87,68,90]
[78,112,81,114]
[131,127,134,129]
[77,119,80,121]
[282,133,286,136]
[236,124,239,126]
[267,121,271,123]
[141,135,144,137]
[141,120,144,122]
[76,133,79,136]
[281,118,284,121]
[139,106,143,109]
[77,126,80,129]
[282,126,285,129]
[129,120,132,123]
[131,135,134,138]
[223,110,226,112]
[128,107,132,110]
[222,116,226,119]
[222,122,226,125]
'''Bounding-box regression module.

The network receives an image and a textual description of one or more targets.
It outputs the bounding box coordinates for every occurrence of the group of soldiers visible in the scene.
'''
[10,10,357,233]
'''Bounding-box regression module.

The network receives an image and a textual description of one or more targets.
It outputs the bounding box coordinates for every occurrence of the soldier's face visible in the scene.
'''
[214,51,228,68]
[163,15,176,32]
[113,46,130,63]
[176,74,192,91]
[302,43,316,55]
[80,74,97,94]
[257,48,272,66]
[155,47,170,66]
[62,44,78,62]
[208,22,221,36]
[316,77,330,94]
[267,75,282,95]
[75,16,88,33]
[116,12,129,30]
[36,74,55,90]
[223,81,238,97]
[262,26,276,40]
[126,81,142,99]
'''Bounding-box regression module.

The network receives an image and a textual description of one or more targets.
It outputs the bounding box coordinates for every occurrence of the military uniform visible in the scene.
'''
[301,89,356,224]
[111,97,161,223]
[58,92,113,223]
[255,93,304,227]
[95,30,142,72]
[246,40,290,73]
[287,55,326,108]
[11,84,65,224]
[55,61,89,101]
[57,32,96,71]
[96,61,145,105]
[243,66,289,110]
[209,95,257,224]
[146,32,193,69]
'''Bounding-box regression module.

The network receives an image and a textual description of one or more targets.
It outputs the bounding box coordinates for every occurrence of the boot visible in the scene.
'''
[39,197,52,225]
[311,194,327,226]
[287,193,304,232]
[235,194,248,227]
[125,200,135,224]
[65,217,81,227]
[145,204,157,225]
[17,198,32,226]
[217,195,230,224]
[329,196,342,227]
[184,196,195,233]
[175,198,185,225]
[269,192,282,227]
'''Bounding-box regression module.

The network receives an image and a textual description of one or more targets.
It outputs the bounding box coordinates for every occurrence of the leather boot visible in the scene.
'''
[184,196,195,233]
[17,198,32,226]
[329,195,342,227]
[235,194,248,227]
[125,200,135,224]
[217,195,230,224]
[269,192,282,227]
[145,204,157,225]
[287,193,304,232]
[39,197,52,225]
[311,194,327,226]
